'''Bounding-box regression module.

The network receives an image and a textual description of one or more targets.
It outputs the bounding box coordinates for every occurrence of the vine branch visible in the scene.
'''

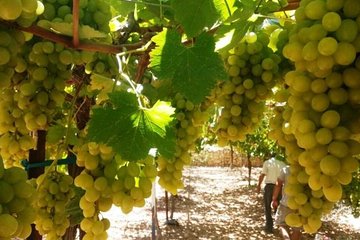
[0,20,155,54]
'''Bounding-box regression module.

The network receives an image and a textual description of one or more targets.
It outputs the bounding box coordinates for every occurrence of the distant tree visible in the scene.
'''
[236,114,285,186]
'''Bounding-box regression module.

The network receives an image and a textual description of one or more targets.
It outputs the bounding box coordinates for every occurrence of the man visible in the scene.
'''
[257,154,286,234]
[272,165,302,240]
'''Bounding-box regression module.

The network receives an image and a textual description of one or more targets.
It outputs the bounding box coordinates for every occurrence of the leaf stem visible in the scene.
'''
[224,0,232,17]
[254,0,265,14]
[253,14,295,23]
[115,54,144,108]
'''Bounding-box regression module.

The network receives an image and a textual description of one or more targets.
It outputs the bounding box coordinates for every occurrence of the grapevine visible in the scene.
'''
[0,0,359,239]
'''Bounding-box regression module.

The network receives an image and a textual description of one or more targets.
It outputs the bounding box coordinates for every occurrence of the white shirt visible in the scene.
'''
[262,157,286,184]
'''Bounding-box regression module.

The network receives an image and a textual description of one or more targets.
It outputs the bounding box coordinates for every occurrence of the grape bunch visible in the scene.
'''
[214,30,282,146]
[37,0,111,33]
[0,37,75,166]
[0,28,37,167]
[0,162,37,239]
[34,170,74,240]
[157,93,209,194]
[0,0,44,26]
[74,141,156,238]
[269,0,360,233]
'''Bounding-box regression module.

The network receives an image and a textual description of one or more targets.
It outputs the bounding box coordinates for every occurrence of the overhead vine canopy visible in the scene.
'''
[1,0,360,239]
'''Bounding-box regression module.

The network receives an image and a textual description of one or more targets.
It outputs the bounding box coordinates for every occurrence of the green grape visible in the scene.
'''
[326,0,344,11]
[302,41,319,61]
[304,0,327,20]
[127,162,140,177]
[58,50,73,65]
[343,0,360,18]
[321,12,341,32]
[0,47,11,65]
[333,42,356,66]
[0,0,22,20]
[335,19,358,43]
[317,37,338,56]
[343,67,360,89]
[94,176,108,192]
[0,214,18,237]
[57,5,71,18]
[308,24,327,42]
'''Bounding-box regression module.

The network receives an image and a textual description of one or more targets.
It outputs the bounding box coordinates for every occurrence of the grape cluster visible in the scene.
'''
[0,37,75,166]
[0,162,37,239]
[34,170,74,239]
[74,141,156,238]
[214,31,282,146]
[157,93,209,194]
[37,0,111,33]
[269,0,360,233]
[0,29,36,166]
[0,0,44,26]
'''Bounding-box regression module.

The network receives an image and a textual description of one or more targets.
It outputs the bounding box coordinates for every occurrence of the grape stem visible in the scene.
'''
[279,2,299,11]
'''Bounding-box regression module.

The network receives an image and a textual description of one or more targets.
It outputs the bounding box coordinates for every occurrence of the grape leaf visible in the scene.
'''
[87,91,176,161]
[48,22,107,39]
[172,0,230,38]
[257,1,282,14]
[215,19,251,54]
[109,0,136,16]
[214,2,256,53]
[218,0,237,19]
[149,29,226,103]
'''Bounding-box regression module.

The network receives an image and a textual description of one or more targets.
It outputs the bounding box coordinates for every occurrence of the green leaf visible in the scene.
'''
[48,22,107,39]
[215,19,251,53]
[109,0,136,16]
[172,0,229,38]
[87,91,176,161]
[215,3,256,53]
[149,29,226,103]
[257,1,282,14]
[219,0,237,19]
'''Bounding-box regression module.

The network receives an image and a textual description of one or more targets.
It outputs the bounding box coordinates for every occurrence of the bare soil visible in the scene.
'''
[103,166,360,240]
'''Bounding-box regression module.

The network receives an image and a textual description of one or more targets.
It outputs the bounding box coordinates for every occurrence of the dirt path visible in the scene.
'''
[103,166,360,240]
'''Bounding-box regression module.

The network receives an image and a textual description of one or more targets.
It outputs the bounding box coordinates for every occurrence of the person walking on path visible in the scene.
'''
[257,154,286,234]
[272,165,302,240]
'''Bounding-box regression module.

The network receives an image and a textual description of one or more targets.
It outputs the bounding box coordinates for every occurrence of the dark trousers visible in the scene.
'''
[264,183,275,230]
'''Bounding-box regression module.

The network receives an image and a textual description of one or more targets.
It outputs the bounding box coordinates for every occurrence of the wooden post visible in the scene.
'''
[247,153,252,186]
[27,130,47,240]
[230,144,234,169]
[165,191,169,222]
